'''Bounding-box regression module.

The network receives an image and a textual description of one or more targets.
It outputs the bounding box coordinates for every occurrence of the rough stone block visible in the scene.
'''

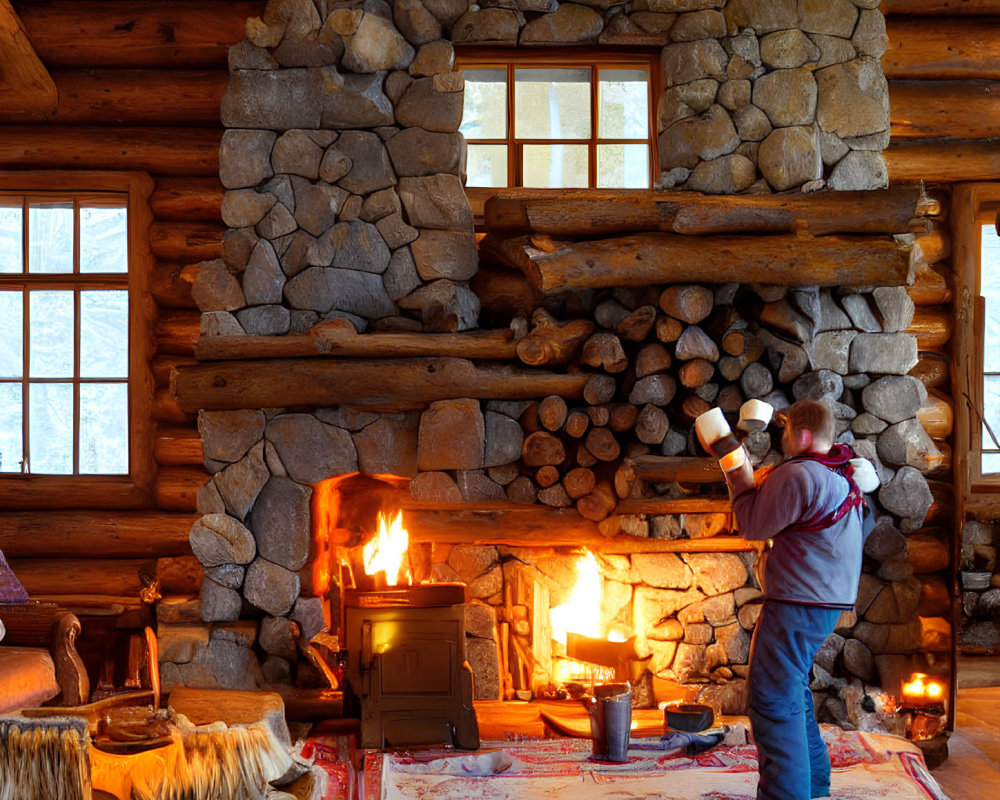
[418,398,485,470]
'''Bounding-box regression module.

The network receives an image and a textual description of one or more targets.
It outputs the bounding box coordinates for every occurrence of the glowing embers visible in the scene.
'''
[899,673,947,742]
[362,511,412,588]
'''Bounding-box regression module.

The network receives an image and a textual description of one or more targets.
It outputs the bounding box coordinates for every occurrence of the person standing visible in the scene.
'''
[706,399,870,800]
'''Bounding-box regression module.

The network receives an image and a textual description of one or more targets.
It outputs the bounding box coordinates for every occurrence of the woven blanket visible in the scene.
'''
[369,726,949,800]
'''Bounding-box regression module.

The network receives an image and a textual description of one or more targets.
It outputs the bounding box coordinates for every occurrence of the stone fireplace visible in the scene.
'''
[161,0,954,735]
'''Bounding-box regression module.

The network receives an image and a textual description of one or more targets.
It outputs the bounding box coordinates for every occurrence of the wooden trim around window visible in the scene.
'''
[456,47,661,227]
[0,170,155,509]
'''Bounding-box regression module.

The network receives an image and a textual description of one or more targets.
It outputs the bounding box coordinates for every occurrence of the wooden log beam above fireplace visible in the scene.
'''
[483,231,921,293]
[195,319,521,362]
[400,501,759,553]
[483,186,939,238]
[171,357,589,413]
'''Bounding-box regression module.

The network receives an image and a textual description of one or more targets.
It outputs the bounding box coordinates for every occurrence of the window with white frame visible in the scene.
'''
[458,53,656,190]
[980,217,1000,476]
[0,194,130,476]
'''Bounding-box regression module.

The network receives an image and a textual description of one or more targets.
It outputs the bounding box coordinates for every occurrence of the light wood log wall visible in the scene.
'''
[0,1,265,615]
[0,0,989,617]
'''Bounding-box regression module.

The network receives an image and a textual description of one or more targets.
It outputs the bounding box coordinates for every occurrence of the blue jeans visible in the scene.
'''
[748,601,842,800]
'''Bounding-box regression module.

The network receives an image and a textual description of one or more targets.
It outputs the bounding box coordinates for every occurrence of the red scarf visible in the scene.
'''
[782,444,864,531]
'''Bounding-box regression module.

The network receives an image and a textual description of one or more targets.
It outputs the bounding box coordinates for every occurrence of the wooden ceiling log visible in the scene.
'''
[484,186,938,237]
[0,126,221,176]
[884,17,1000,80]
[0,68,228,126]
[0,0,56,120]
[12,0,263,69]
[484,231,920,293]
[171,358,590,413]
[890,80,1000,140]
[0,511,194,558]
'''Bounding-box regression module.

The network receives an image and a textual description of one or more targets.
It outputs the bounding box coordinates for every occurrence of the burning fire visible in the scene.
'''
[550,551,602,644]
[362,511,412,586]
[550,551,627,645]
[901,673,945,707]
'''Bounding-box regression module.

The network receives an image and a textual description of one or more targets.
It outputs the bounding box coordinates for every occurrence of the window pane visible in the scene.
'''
[982,223,1000,371]
[983,451,1000,476]
[29,290,75,378]
[984,374,1000,447]
[522,144,589,188]
[80,205,127,274]
[80,383,128,474]
[597,144,650,188]
[599,69,649,139]
[29,382,73,474]
[0,383,22,473]
[0,203,22,274]
[466,144,508,188]
[460,68,507,140]
[515,68,591,140]
[0,292,22,378]
[28,202,74,274]
[81,290,128,378]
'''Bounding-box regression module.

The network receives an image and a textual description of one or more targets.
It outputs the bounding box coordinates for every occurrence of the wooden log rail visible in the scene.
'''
[400,502,758,553]
[172,357,591,413]
[195,320,521,361]
[484,186,939,237]
[485,231,921,293]
[0,511,195,558]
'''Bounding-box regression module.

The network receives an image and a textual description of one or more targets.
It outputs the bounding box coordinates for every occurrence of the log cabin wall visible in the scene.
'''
[0,0,987,717]
[0,0,267,684]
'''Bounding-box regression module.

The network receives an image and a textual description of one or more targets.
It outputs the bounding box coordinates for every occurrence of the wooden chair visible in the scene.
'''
[0,601,90,707]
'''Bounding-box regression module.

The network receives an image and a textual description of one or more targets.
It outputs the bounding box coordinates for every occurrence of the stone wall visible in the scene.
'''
[959,519,1000,654]
[161,0,924,712]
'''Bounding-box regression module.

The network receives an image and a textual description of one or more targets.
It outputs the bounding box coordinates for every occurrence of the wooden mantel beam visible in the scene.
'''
[484,186,938,238]
[484,231,921,293]
[0,0,56,120]
[171,357,590,413]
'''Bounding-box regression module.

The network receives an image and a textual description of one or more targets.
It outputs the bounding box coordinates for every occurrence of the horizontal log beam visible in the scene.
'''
[151,262,197,309]
[614,497,733,515]
[150,221,225,261]
[154,466,209,512]
[11,558,152,596]
[627,456,724,484]
[196,321,520,361]
[487,232,918,293]
[0,68,227,126]
[400,503,755,553]
[0,126,221,176]
[154,426,203,466]
[890,80,1000,140]
[155,309,201,356]
[886,140,1000,183]
[484,186,937,237]
[0,477,152,510]
[965,492,1000,521]
[151,177,224,221]
[172,358,590,413]
[0,0,57,119]
[15,0,262,69]
[884,18,1000,80]
[881,1,1000,13]
[0,511,194,557]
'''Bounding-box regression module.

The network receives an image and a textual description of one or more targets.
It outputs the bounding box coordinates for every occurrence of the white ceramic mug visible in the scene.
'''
[738,399,774,432]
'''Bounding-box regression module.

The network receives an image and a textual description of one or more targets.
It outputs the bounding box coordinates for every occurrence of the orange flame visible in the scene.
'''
[362,511,412,586]
[901,673,945,705]
[551,551,602,645]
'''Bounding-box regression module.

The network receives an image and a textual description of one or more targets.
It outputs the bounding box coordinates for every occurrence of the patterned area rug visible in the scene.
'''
[367,726,949,800]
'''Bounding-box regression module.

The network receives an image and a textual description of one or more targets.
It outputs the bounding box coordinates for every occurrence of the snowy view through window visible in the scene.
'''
[460,63,651,189]
[0,199,129,475]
